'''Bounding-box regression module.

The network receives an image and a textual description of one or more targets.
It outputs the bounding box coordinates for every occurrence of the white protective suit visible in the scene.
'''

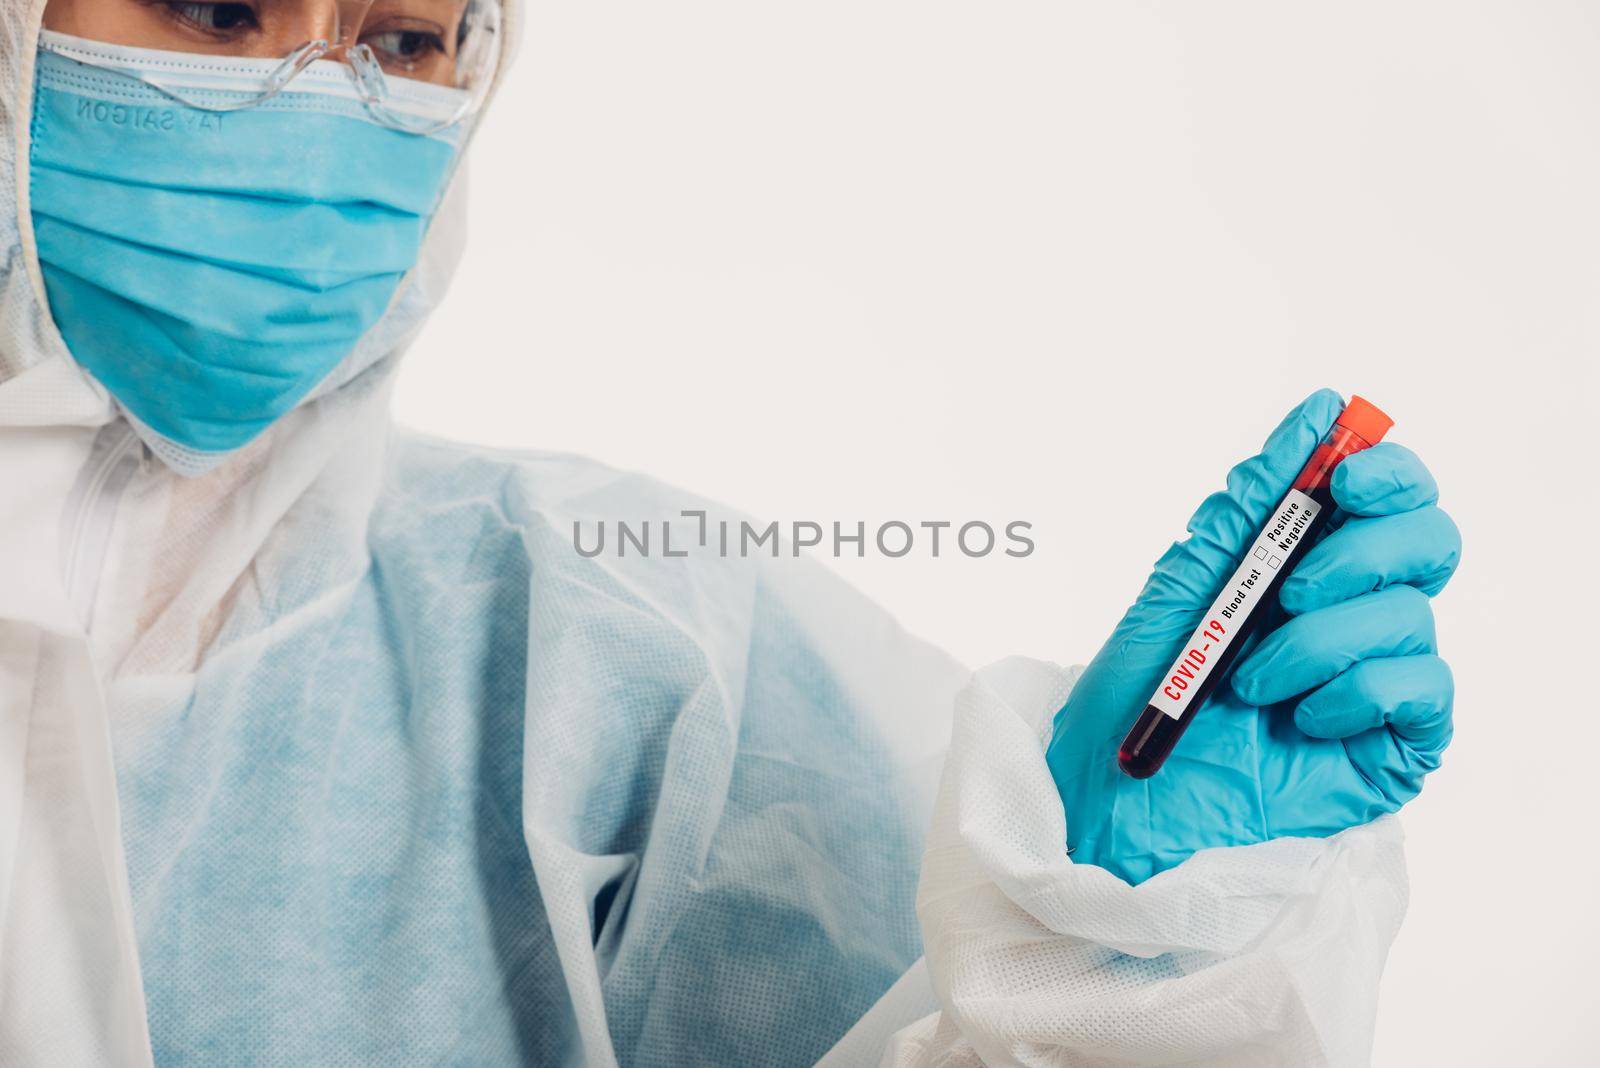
[0,0,1410,1064]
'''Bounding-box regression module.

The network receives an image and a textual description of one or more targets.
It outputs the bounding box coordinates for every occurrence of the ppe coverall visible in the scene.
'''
[0,1,1412,1063]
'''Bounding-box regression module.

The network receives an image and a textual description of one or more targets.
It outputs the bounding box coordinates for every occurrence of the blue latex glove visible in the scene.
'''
[1044,389,1460,885]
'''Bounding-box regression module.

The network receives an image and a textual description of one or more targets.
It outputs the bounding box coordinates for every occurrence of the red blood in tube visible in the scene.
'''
[1117,396,1394,779]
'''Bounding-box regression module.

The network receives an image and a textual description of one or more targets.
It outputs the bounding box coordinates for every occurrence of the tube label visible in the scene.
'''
[1151,488,1324,720]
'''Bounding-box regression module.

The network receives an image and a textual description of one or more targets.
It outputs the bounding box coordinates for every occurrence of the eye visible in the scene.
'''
[362,28,447,67]
[165,2,259,34]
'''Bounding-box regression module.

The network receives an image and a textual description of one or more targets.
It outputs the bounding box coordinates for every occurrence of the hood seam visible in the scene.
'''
[15,0,57,340]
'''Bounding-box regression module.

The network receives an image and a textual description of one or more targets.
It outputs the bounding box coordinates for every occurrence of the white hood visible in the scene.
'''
[0,0,520,469]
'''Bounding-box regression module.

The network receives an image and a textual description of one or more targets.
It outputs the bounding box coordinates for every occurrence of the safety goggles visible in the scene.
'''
[36,0,500,135]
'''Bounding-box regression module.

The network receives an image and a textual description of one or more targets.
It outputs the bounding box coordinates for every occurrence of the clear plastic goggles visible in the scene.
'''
[37,0,500,134]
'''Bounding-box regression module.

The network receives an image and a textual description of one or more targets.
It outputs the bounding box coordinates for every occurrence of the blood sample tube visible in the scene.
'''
[1117,396,1394,779]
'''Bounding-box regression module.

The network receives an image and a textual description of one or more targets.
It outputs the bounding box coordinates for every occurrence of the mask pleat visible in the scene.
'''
[28,48,463,456]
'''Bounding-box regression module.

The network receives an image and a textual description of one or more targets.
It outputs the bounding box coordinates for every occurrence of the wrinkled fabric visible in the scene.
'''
[30,36,465,461]
[110,442,968,1065]
[893,659,1408,1067]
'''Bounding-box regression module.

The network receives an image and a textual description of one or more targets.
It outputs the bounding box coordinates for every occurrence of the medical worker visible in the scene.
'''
[0,0,1460,1065]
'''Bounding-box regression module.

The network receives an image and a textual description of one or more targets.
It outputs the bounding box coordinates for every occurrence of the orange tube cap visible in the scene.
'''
[1335,395,1393,445]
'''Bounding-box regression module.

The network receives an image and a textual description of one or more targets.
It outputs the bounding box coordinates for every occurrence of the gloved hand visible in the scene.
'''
[1045,389,1460,885]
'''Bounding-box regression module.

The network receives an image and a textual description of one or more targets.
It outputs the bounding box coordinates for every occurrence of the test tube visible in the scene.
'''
[1117,396,1394,779]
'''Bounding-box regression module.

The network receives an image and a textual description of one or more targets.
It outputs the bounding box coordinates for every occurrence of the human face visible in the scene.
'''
[42,0,470,86]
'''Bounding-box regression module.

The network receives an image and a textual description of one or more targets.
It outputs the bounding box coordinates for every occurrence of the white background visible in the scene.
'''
[397,3,1599,1063]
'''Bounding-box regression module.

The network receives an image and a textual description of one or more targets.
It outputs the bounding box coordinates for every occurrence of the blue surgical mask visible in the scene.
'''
[28,33,468,459]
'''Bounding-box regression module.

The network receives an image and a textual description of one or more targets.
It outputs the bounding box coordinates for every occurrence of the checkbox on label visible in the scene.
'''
[1267,555,1282,569]
[1253,547,1267,561]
